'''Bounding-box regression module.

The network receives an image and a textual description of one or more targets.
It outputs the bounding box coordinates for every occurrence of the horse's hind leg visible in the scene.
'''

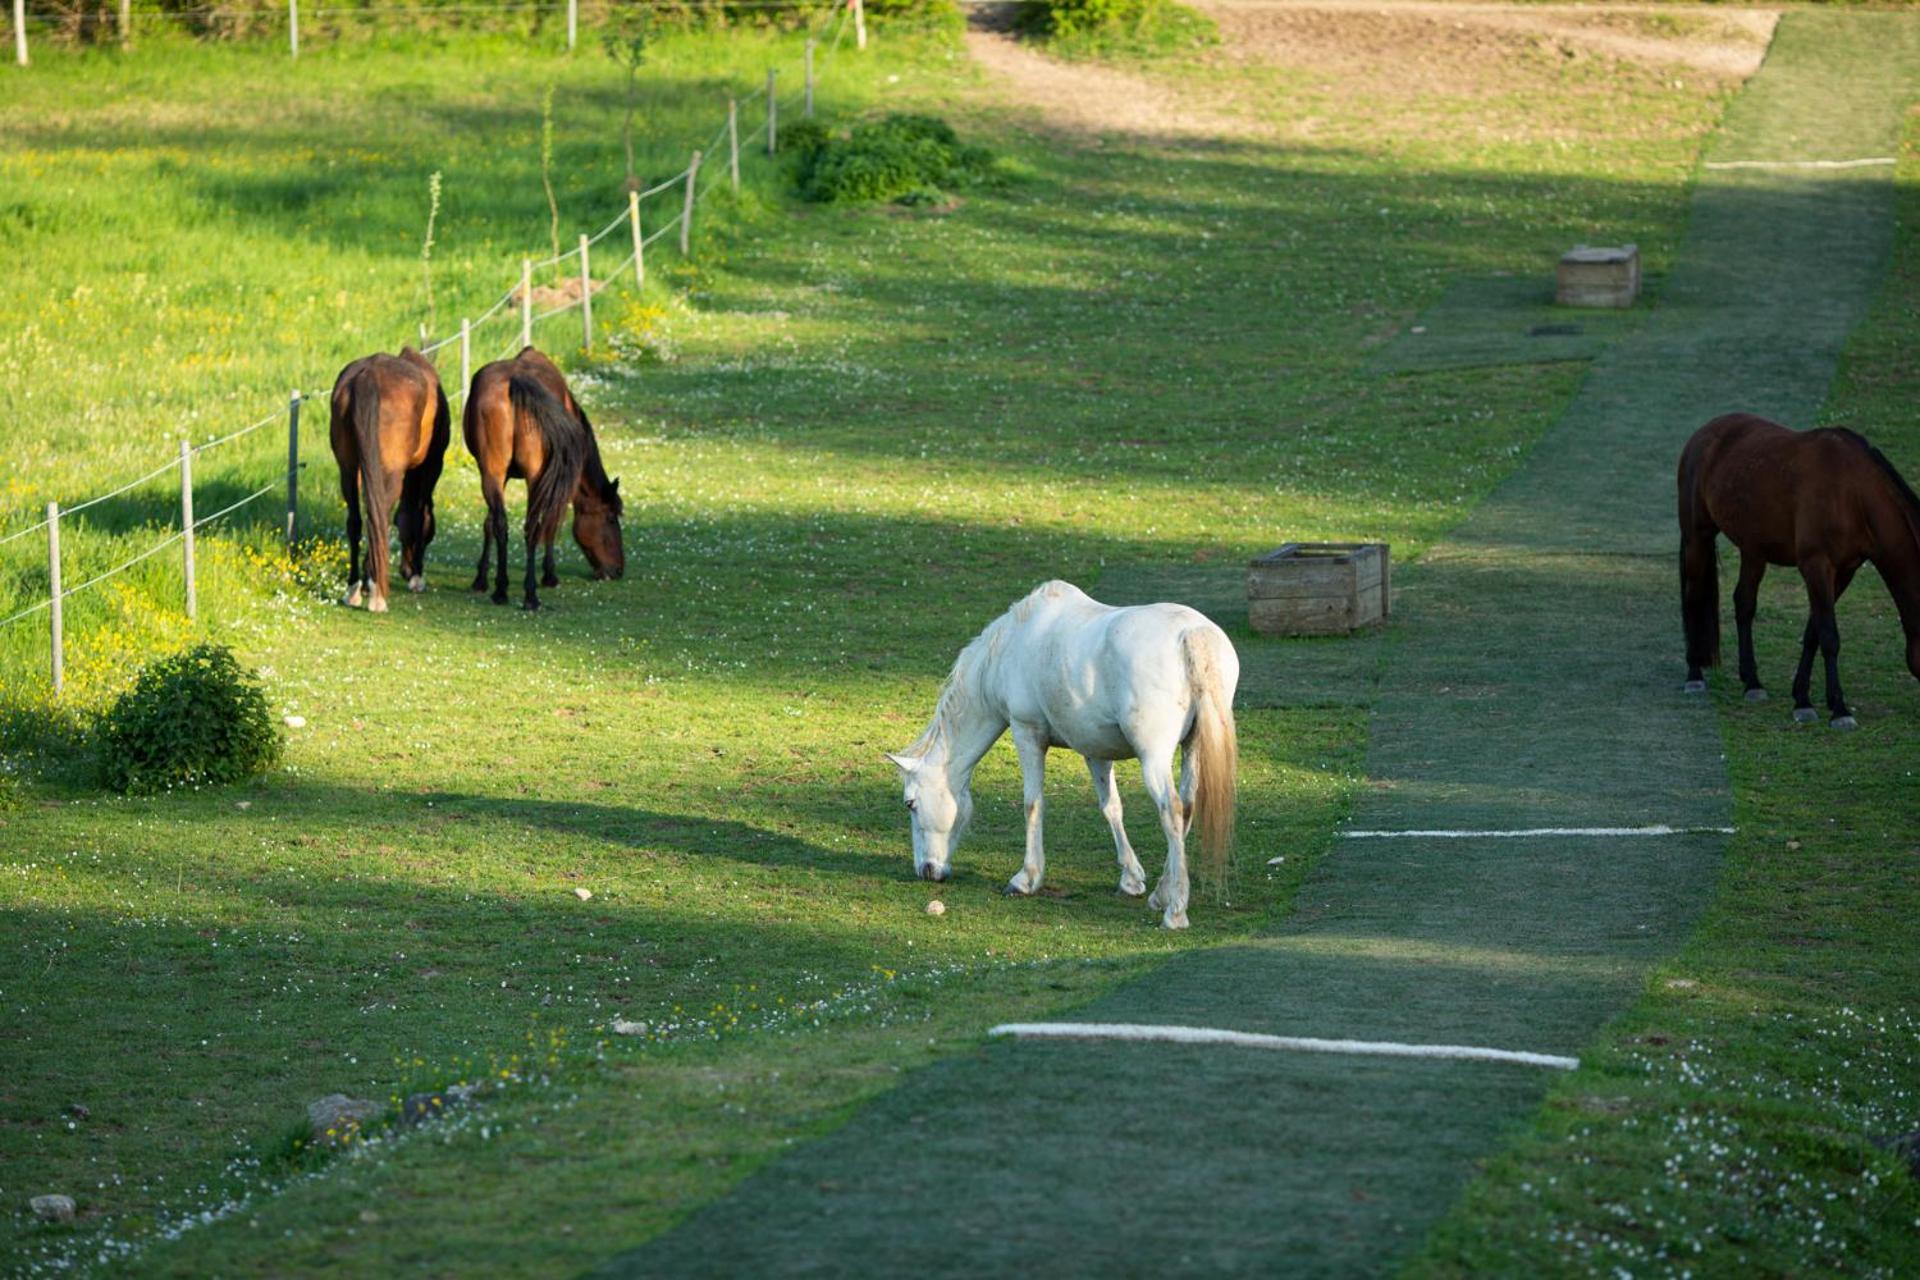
[1006,724,1048,896]
[1088,758,1146,897]
[1733,551,1768,700]
[1794,562,1857,727]
[1139,747,1189,929]
[541,537,559,589]
[1799,557,1855,728]
[340,468,364,608]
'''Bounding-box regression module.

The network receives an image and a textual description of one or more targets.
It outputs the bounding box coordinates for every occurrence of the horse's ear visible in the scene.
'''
[609,477,620,494]
[884,751,918,774]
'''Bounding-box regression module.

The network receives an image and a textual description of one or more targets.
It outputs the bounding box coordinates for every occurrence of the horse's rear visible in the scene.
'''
[329,348,449,612]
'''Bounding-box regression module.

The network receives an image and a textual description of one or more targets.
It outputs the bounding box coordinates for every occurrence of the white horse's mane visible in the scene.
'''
[905,581,1077,758]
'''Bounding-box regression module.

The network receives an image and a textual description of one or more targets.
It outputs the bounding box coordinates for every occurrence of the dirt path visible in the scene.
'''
[962,1,1778,142]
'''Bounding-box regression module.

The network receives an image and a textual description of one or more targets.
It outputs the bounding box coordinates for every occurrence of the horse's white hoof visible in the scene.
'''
[343,585,363,608]
[1829,715,1858,731]
[1792,707,1818,724]
[1005,872,1038,896]
[367,594,389,615]
[1119,875,1147,898]
[1161,911,1189,930]
[1744,688,1768,703]
[1681,680,1707,694]
[408,575,426,593]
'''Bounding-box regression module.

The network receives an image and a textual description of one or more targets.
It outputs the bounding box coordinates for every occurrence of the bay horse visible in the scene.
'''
[463,346,624,610]
[888,581,1238,929]
[329,347,451,613]
[1678,412,1920,728]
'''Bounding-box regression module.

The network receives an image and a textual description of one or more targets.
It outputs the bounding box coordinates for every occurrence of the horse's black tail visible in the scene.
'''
[1677,440,1720,673]
[508,373,585,543]
[349,367,392,601]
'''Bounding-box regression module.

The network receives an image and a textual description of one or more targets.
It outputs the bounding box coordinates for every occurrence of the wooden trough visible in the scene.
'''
[1556,244,1640,309]
[1247,542,1390,636]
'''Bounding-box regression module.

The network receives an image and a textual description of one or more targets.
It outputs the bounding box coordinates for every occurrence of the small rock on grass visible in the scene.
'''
[573,887,593,901]
[283,715,307,729]
[925,900,946,916]
[307,1094,381,1147]
[30,1195,75,1223]
[611,1019,648,1036]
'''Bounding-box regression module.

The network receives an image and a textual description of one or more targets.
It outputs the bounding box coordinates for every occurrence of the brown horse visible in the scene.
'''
[1678,412,1920,728]
[463,346,624,610]
[329,347,451,613]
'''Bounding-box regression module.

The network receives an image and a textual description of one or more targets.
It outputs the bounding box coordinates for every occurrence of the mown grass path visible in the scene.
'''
[602,14,1919,1276]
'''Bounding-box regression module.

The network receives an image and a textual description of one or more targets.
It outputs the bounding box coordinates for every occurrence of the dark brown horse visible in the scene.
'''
[1679,412,1920,728]
[329,347,451,613]
[464,346,624,610]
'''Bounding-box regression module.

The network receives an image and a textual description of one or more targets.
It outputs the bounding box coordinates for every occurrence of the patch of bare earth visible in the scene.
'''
[964,3,1777,145]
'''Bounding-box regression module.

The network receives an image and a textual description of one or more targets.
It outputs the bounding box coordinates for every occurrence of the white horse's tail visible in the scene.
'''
[1181,627,1238,883]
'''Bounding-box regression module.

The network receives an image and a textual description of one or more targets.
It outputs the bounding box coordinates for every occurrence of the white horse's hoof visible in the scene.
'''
[1161,911,1189,930]
[343,585,363,608]
[1829,715,1858,731]
[408,575,426,593]
[1119,875,1147,898]
[367,594,389,614]
[1005,872,1038,896]
[1792,707,1818,724]
[1147,888,1167,911]
[1681,680,1707,694]
[1744,688,1768,703]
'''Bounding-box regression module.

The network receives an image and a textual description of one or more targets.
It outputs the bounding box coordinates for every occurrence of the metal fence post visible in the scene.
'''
[579,233,593,352]
[728,97,740,191]
[680,151,701,257]
[285,390,301,550]
[629,190,644,289]
[520,258,533,349]
[766,70,777,156]
[180,440,197,622]
[47,503,62,694]
[289,0,298,57]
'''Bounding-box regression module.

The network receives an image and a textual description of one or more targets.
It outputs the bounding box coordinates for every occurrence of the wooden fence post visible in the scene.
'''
[629,190,645,289]
[180,440,197,622]
[288,0,298,58]
[579,234,593,352]
[854,0,866,50]
[728,97,740,191]
[285,390,300,550]
[15,0,28,66]
[459,317,471,392]
[520,258,532,349]
[680,151,701,256]
[804,40,815,118]
[46,503,62,694]
[119,0,129,46]
[566,0,576,50]
[766,70,777,156]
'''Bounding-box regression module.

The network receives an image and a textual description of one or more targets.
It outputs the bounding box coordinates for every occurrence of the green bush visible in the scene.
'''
[794,114,994,205]
[1014,0,1217,56]
[97,643,281,794]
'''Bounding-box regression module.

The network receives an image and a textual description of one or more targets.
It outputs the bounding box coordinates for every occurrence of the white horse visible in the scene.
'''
[887,581,1239,929]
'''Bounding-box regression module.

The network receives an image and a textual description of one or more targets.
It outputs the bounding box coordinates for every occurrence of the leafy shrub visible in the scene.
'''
[795,114,994,205]
[97,643,281,794]
[1014,0,1217,56]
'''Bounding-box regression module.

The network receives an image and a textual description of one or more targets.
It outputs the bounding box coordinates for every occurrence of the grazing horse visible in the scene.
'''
[1678,412,1920,728]
[463,346,624,610]
[329,347,451,613]
[888,581,1239,929]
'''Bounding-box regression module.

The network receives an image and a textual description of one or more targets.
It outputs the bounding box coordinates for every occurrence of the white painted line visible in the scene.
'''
[989,1022,1578,1070]
[1704,157,1894,170]
[1338,825,1734,840]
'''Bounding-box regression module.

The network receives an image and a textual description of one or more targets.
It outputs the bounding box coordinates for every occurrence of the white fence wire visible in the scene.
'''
[2,0,859,680]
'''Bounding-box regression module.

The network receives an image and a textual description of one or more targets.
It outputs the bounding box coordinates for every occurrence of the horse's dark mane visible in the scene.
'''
[572,400,622,513]
[1834,427,1920,524]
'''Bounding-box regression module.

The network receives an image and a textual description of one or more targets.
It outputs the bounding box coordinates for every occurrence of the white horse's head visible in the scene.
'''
[886,751,970,882]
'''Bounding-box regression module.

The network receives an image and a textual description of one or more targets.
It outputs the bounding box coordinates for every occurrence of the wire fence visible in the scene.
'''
[1,0,864,693]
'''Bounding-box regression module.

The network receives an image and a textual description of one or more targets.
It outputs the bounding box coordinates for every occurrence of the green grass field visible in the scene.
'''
[2,7,1916,1275]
